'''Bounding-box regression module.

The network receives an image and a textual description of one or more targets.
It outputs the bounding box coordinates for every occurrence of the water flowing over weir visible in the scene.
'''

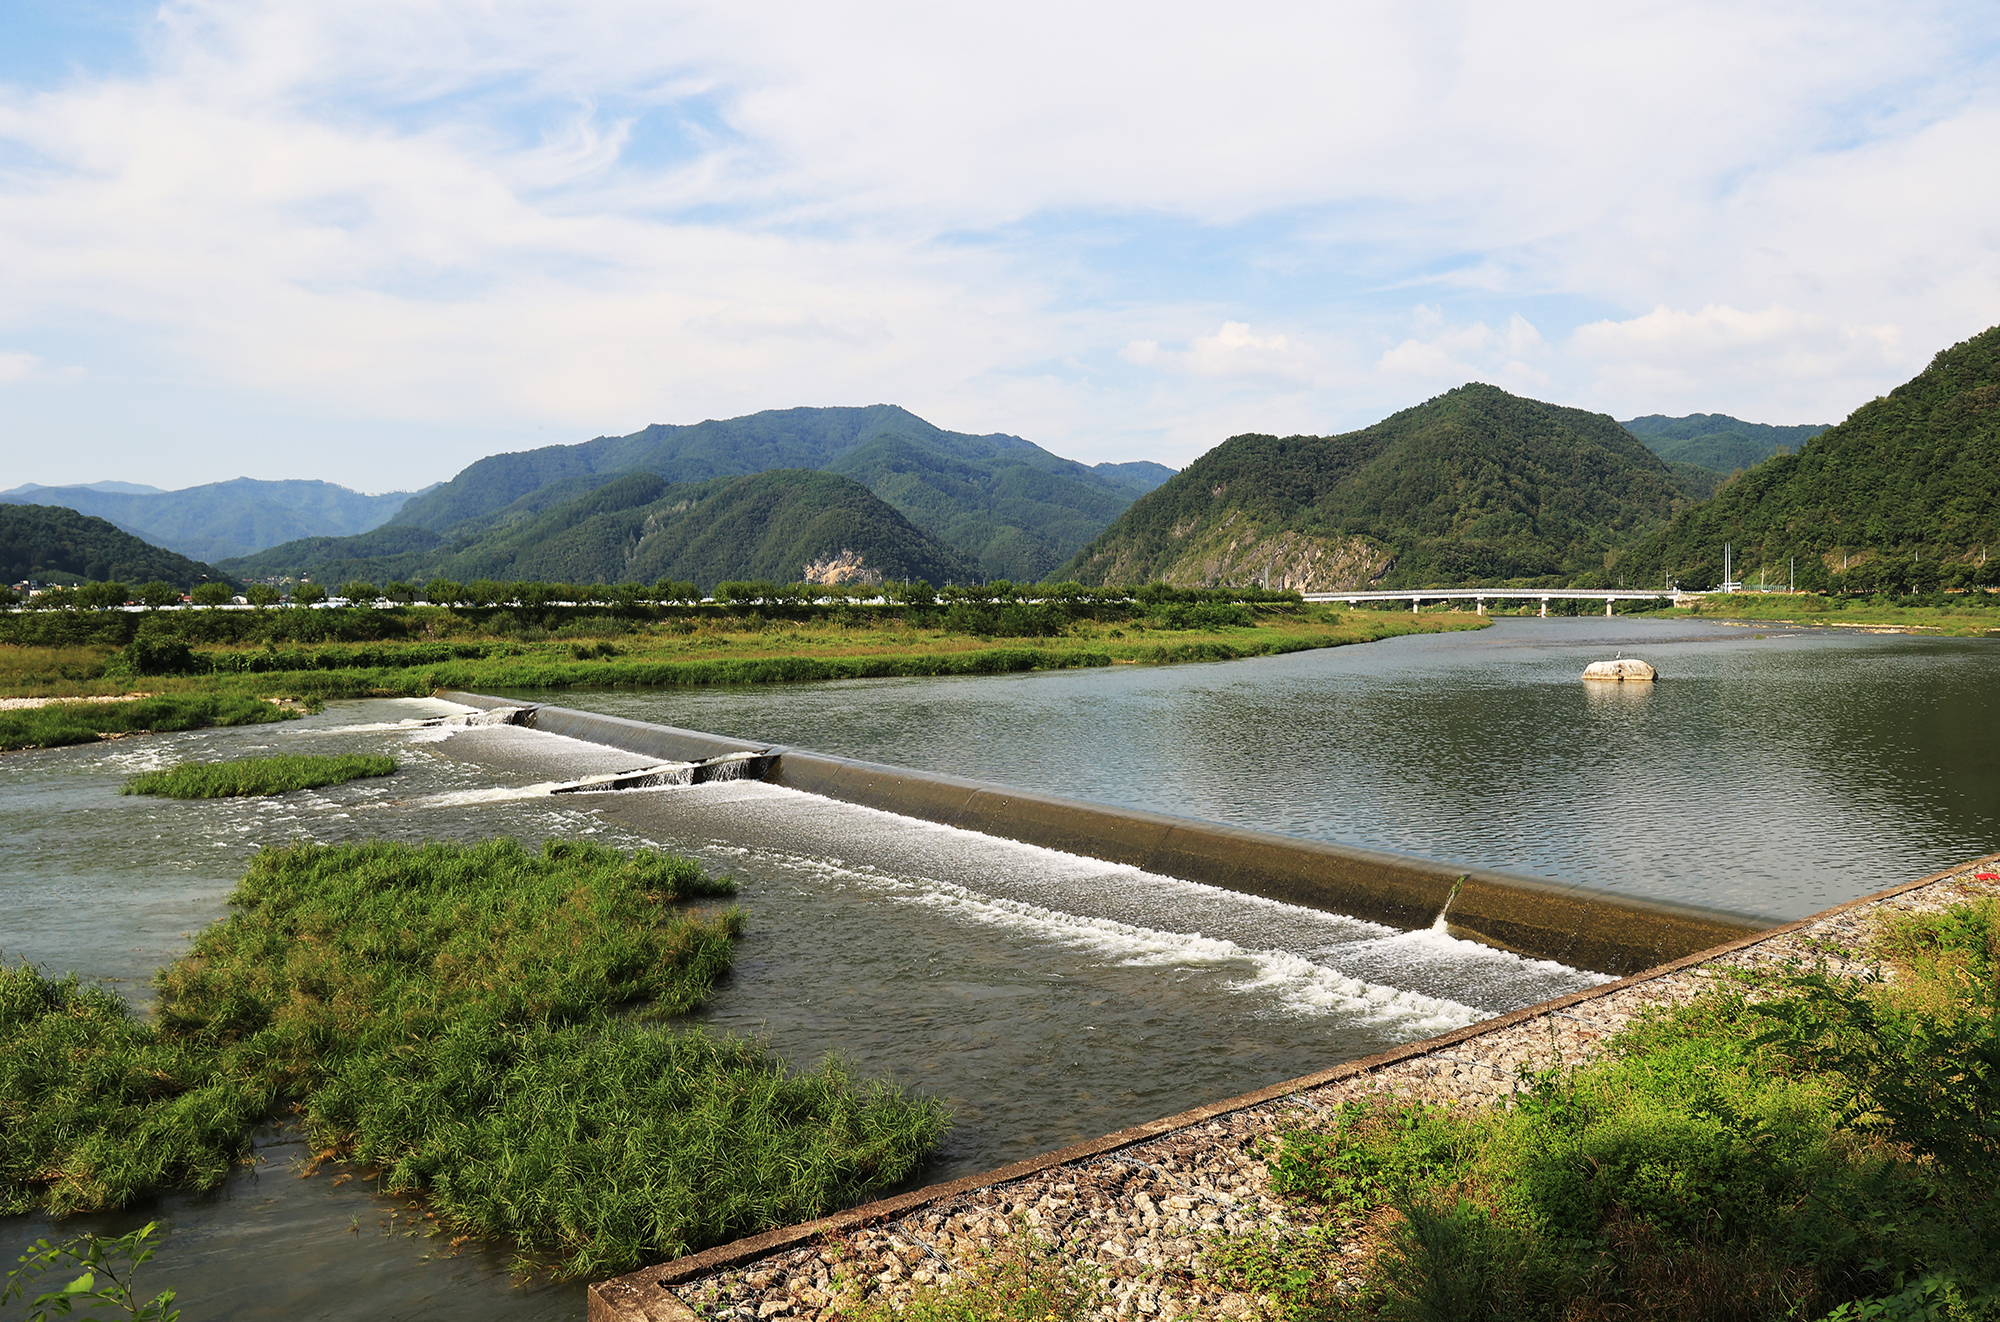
[439,691,1770,976]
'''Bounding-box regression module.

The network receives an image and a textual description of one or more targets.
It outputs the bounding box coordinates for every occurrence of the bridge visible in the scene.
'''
[1301,587,1680,616]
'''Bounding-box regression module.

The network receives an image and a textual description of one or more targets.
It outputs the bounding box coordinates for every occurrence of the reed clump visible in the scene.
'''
[0,693,295,751]
[121,753,397,798]
[1,839,950,1278]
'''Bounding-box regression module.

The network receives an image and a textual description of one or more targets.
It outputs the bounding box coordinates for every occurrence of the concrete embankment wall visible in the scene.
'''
[441,691,1768,975]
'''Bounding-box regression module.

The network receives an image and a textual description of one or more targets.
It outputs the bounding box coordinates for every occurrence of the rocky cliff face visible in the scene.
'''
[1072,511,1393,590]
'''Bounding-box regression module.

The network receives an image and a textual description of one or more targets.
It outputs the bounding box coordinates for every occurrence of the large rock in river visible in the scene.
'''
[1582,658,1658,682]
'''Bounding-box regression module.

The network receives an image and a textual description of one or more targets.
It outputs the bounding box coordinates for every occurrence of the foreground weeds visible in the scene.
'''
[0,840,949,1279]
[121,753,397,798]
[1206,893,2000,1321]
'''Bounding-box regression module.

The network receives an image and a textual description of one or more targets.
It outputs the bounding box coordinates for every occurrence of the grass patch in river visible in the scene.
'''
[0,693,297,751]
[121,752,397,798]
[0,839,949,1278]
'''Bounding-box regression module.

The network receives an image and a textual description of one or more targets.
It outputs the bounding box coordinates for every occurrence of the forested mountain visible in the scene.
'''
[1615,325,2000,591]
[1061,384,1690,590]
[221,470,976,589]
[1621,413,1828,474]
[388,405,1170,581]
[0,478,429,561]
[0,505,230,588]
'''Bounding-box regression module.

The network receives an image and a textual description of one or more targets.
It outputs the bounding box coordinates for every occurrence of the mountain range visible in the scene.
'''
[1061,384,1694,590]
[221,405,1172,587]
[11,326,1991,596]
[0,478,429,562]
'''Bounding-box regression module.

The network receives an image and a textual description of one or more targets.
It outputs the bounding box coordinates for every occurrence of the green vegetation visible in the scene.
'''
[0,478,423,564]
[0,505,228,591]
[224,469,979,589]
[122,753,397,798]
[1619,326,2000,592]
[0,840,948,1278]
[1620,413,1828,476]
[1195,893,2000,1320]
[0,587,1485,709]
[1062,384,1692,591]
[3,1222,179,1322]
[0,694,295,752]
[1663,591,2000,636]
[229,405,1170,586]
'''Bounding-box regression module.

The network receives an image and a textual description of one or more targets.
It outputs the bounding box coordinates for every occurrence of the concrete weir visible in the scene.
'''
[439,691,1766,975]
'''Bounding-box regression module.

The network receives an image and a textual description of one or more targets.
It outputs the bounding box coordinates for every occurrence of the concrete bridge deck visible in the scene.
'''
[1302,587,1677,615]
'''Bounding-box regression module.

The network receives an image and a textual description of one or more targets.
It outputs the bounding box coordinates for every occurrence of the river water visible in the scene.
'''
[2,617,1993,1318]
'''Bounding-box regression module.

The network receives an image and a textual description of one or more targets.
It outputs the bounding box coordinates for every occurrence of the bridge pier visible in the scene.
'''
[1606,598,1613,617]
[1476,598,1486,615]
[1539,598,1550,618]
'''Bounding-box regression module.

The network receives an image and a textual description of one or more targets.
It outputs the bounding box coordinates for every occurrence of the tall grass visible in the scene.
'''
[1216,895,2000,1321]
[122,753,397,798]
[1,840,950,1278]
[0,693,293,751]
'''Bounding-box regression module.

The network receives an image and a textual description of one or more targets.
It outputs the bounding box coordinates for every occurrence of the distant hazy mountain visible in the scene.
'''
[221,470,978,589]
[2,480,165,497]
[1062,383,1690,590]
[389,405,1172,582]
[1620,413,1829,474]
[0,478,432,561]
[0,504,229,588]
[1616,325,2000,590]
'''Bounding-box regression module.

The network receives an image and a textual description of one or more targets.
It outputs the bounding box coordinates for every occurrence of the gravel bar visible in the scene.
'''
[590,851,2000,1322]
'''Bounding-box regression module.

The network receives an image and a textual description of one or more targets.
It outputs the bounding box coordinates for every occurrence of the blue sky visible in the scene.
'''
[2,0,1997,491]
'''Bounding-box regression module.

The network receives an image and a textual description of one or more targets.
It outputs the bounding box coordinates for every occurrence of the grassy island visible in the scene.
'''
[0,692,297,752]
[0,839,948,1278]
[122,753,398,798]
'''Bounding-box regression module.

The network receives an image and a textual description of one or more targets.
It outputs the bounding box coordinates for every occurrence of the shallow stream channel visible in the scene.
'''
[3,616,1995,1318]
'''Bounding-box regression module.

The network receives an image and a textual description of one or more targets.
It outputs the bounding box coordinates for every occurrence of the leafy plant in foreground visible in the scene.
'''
[2,1222,178,1322]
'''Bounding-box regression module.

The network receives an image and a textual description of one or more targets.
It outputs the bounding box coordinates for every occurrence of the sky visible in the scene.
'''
[1,0,1997,493]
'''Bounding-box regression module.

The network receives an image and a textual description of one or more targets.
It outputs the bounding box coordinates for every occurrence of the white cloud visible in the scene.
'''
[1375,310,1553,395]
[1123,323,1317,387]
[1570,305,1903,419]
[0,352,42,384]
[0,0,1994,484]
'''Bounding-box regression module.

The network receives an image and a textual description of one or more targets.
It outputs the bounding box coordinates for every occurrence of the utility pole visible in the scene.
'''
[1789,557,1795,593]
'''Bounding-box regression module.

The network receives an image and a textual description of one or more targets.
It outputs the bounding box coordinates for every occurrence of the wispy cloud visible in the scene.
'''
[0,0,1995,485]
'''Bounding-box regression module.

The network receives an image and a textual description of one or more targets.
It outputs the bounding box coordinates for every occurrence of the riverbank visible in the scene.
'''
[0,608,1486,712]
[601,850,2000,1322]
[1657,592,2000,636]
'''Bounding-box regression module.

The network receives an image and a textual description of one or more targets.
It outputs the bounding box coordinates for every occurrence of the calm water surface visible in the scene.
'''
[524,617,2000,920]
[3,618,1993,1317]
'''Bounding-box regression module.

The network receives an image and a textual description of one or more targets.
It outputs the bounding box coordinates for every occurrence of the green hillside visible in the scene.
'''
[1061,384,1689,590]
[1616,326,2000,591]
[1621,413,1828,473]
[388,405,1164,581]
[0,504,231,589]
[0,478,427,562]
[220,470,976,589]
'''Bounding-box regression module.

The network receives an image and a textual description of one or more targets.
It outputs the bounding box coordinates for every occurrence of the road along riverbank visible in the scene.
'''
[439,692,1769,976]
[590,849,2000,1322]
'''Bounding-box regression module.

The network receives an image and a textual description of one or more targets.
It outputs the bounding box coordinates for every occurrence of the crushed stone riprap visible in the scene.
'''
[605,857,2000,1322]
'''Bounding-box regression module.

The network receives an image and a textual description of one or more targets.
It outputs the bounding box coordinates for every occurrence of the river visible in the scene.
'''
[2,616,1992,1318]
